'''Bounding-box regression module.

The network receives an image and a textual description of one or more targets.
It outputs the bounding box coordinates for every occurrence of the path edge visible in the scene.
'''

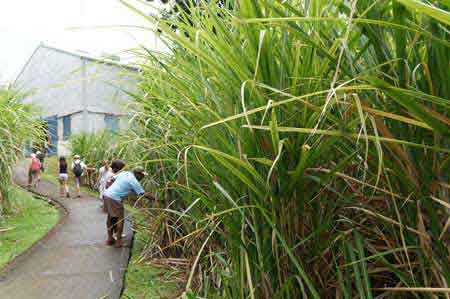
[119,213,136,298]
[0,185,69,277]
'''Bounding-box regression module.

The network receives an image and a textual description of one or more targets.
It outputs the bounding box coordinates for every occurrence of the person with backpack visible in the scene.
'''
[71,154,87,198]
[28,153,41,188]
[36,150,46,172]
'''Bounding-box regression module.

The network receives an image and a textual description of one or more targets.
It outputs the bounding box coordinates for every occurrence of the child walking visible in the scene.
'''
[58,156,70,198]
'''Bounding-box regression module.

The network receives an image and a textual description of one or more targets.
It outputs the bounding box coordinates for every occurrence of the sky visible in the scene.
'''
[0,0,166,83]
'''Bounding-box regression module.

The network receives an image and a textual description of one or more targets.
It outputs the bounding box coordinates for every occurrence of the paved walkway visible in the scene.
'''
[0,163,132,299]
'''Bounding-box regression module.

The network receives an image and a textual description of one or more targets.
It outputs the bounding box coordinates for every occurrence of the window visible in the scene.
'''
[105,115,119,132]
[63,115,71,140]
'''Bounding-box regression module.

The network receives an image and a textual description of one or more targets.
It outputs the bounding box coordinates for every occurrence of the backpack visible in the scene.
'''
[31,157,41,171]
[73,161,83,177]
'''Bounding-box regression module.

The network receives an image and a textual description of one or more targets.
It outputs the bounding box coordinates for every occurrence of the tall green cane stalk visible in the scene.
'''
[122,0,449,298]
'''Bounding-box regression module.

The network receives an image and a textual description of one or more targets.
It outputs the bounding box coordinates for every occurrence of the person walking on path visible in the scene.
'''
[28,153,41,188]
[58,156,70,198]
[36,150,46,172]
[71,155,87,198]
[103,166,148,248]
[97,160,113,208]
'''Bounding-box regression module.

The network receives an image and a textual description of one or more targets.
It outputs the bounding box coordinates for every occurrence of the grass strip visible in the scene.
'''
[0,187,60,269]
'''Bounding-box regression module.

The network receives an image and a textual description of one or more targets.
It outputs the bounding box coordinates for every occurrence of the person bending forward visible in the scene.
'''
[103,167,147,248]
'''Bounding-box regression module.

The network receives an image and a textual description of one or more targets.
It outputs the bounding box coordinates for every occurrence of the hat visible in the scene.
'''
[133,166,148,176]
[36,151,42,155]
[73,154,80,159]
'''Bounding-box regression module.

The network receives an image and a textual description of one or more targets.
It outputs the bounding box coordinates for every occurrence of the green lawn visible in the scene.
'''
[122,205,180,299]
[0,187,60,269]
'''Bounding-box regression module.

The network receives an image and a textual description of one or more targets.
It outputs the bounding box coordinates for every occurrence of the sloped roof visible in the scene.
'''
[14,43,139,118]
[14,43,139,85]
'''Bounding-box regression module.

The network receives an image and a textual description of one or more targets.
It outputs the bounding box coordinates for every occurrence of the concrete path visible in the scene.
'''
[0,163,132,299]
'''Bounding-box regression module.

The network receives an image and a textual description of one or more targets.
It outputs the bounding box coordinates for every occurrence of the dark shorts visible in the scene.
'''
[103,196,124,219]
[74,176,81,185]
[31,169,40,175]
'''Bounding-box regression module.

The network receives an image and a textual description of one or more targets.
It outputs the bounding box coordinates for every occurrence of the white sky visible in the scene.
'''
[0,0,166,83]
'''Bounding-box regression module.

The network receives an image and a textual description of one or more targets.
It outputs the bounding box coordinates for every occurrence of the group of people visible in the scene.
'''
[28,152,86,198]
[59,155,149,248]
[97,160,150,247]
[57,155,87,198]
[28,152,150,248]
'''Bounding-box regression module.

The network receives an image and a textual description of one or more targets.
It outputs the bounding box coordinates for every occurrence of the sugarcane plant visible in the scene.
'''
[0,88,44,217]
[69,131,131,168]
[122,0,449,298]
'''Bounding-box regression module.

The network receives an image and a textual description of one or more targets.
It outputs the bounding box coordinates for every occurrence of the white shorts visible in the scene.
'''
[59,173,69,182]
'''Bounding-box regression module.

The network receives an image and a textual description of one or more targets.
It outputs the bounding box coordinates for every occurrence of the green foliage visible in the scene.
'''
[122,204,180,299]
[122,0,450,298]
[0,89,44,215]
[68,131,130,168]
[0,187,59,269]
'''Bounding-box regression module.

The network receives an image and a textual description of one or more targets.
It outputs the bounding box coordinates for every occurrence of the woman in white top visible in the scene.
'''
[97,160,113,207]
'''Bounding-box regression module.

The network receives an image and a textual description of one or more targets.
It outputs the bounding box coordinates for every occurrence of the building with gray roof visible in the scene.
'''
[14,43,138,155]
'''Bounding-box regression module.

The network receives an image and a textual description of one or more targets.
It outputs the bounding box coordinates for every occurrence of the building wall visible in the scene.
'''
[57,112,129,138]
[70,113,86,135]
[56,112,85,156]
[16,47,84,117]
[56,112,85,139]
[15,45,137,119]
[56,111,128,156]
[85,112,128,133]
[15,45,137,156]
[84,61,137,115]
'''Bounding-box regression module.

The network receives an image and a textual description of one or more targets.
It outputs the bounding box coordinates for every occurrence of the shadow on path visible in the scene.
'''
[0,162,132,299]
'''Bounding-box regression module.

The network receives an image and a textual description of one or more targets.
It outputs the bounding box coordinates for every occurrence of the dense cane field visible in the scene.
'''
[0,89,43,217]
[118,0,450,298]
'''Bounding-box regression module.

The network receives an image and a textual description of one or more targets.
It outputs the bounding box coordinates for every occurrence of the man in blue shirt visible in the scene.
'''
[104,166,148,247]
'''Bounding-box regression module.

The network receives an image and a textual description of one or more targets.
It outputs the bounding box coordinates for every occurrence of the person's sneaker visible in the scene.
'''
[105,239,115,246]
[114,239,124,248]
[113,232,127,239]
